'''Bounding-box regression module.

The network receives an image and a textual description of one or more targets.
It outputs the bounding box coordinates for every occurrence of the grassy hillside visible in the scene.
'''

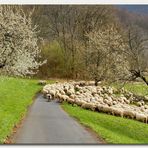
[112,82,148,96]
[62,103,148,144]
[0,76,43,143]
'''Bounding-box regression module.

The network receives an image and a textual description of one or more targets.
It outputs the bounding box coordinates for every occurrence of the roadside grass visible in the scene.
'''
[0,76,51,143]
[62,102,148,144]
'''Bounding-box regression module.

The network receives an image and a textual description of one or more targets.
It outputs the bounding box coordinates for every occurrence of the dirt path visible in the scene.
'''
[12,94,101,144]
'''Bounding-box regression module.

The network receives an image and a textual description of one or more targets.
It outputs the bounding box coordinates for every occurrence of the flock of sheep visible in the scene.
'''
[42,81,148,124]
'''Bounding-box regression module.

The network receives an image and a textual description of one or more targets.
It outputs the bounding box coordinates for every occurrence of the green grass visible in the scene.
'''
[62,102,148,144]
[0,76,45,143]
[112,82,148,96]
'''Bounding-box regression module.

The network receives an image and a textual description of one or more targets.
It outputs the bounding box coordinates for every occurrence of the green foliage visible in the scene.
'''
[62,102,148,144]
[0,76,43,143]
[38,40,86,79]
[38,41,65,78]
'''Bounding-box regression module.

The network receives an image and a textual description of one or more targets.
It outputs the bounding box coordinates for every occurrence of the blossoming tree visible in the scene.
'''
[86,23,129,85]
[0,6,45,76]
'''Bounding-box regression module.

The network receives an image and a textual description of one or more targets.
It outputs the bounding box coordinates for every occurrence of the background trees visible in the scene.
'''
[29,5,148,85]
[1,5,147,85]
[35,5,116,79]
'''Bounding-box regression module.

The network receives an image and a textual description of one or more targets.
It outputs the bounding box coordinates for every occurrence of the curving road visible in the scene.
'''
[12,94,100,144]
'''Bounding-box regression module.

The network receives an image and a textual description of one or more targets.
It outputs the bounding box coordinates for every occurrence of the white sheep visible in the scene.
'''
[87,81,95,86]
[75,99,85,106]
[59,95,69,102]
[97,104,104,112]
[67,98,75,105]
[101,106,113,114]
[81,102,95,111]
[140,106,145,112]
[123,110,136,119]
[135,113,147,123]
[67,89,75,96]
[113,101,117,105]
[46,94,52,102]
[49,90,56,98]
[60,90,65,95]
[112,108,123,117]
[144,105,148,109]
[69,94,75,99]
[42,89,48,98]
[137,102,142,107]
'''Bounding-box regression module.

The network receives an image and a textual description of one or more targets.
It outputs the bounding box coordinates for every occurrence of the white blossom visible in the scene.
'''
[0,6,45,76]
[86,24,130,81]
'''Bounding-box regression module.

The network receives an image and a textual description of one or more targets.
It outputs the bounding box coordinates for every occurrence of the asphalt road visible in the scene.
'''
[12,94,100,144]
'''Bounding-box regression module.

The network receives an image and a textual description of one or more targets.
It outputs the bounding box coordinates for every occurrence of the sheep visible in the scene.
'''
[46,94,52,102]
[58,95,69,103]
[66,89,75,96]
[124,99,130,104]
[42,89,48,98]
[60,90,65,95]
[118,97,125,104]
[144,105,148,109]
[123,110,136,119]
[144,96,148,101]
[104,94,112,102]
[75,99,85,106]
[38,80,47,85]
[135,113,147,123]
[63,85,69,93]
[97,104,104,112]
[113,101,117,105]
[76,91,80,95]
[55,92,61,99]
[79,81,86,86]
[140,100,145,106]
[56,94,63,103]
[103,99,112,106]
[101,106,113,114]
[67,98,75,105]
[43,82,148,123]
[140,106,145,112]
[57,94,63,103]
[89,104,97,111]
[112,108,123,117]
[69,94,75,100]
[87,81,95,86]
[137,102,142,107]
[112,87,118,94]
[81,102,96,111]
[75,85,80,91]
[107,87,113,95]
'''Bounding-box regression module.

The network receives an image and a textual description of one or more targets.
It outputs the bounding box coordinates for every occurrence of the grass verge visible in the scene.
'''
[0,76,46,143]
[62,102,148,144]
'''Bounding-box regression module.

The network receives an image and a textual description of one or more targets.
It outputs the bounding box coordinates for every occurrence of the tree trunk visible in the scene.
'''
[140,75,148,86]
[95,78,99,86]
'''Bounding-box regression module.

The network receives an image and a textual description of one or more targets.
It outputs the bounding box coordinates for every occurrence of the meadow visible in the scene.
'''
[0,76,42,143]
[0,76,147,144]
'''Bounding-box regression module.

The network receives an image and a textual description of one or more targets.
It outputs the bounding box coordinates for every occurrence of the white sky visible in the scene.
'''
[0,0,148,4]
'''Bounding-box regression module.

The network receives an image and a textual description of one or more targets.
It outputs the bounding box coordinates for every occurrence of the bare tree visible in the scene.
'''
[0,6,45,77]
[124,25,148,85]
